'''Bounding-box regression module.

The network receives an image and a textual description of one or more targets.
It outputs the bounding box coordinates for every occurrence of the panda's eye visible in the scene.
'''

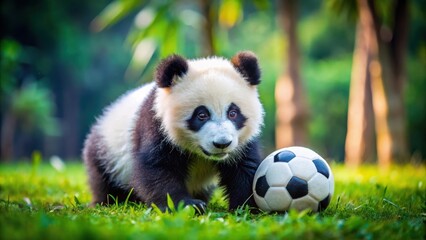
[228,110,238,120]
[197,112,210,121]
[227,103,247,129]
[187,106,210,131]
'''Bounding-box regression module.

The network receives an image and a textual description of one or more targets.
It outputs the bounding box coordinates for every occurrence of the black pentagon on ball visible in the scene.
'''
[274,150,296,163]
[255,175,269,198]
[313,159,330,178]
[286,176,308,199]
[318,194,331,212]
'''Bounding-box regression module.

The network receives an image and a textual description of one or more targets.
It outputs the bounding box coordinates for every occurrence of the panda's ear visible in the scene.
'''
[155,54,188,88]
[231,51,261,86]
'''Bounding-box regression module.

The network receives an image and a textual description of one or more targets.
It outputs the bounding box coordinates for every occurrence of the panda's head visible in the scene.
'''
[154,51,263,161]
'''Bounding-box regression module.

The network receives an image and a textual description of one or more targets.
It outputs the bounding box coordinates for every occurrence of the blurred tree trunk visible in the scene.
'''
[275,0,309,148]
[200,0,216,56]
[346,0,408,167]
[373,0,409,165]
[345,9,376,166]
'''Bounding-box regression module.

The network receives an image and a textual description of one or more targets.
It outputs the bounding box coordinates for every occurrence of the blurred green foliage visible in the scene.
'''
[0,0,425,161]
[0,40,21,95]
[1,39,58,137]
[10,83,59,135]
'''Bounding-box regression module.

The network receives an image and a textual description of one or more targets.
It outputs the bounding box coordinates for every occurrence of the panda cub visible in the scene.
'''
[83,51,264,212]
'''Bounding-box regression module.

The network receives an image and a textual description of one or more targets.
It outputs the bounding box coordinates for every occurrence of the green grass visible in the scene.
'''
[0,162,425,240]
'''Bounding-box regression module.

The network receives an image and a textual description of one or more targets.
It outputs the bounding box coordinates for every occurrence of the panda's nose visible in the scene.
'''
[213,140,232,149]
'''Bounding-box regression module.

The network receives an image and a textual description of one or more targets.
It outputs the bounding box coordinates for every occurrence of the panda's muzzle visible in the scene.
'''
[200,146,229,159]
[213,140,232,149]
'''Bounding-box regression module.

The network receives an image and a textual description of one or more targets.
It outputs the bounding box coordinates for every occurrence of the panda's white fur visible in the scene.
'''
[83,51,264,211]
[95,82,155,185]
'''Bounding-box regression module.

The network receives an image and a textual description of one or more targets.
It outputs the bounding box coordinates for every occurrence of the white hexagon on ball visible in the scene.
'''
[290,195,318,212]
[288,157,317,180]
[264,187,292,211]
[308,173,329,201]
[253,193,271,211]
[265,162,292,187]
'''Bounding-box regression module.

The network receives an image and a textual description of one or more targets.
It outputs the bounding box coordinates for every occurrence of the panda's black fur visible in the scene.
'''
[83,51,263,212]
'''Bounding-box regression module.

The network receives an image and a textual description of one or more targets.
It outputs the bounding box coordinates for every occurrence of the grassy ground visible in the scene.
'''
[0,161,425,240]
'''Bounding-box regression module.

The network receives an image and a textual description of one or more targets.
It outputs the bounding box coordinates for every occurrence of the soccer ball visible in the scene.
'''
[253,146,334,212]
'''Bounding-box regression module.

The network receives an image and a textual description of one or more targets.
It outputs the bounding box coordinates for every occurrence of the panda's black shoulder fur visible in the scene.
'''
[217,140,261,209]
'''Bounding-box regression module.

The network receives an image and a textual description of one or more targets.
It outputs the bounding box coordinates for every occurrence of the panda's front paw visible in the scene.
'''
[183,198,207,214]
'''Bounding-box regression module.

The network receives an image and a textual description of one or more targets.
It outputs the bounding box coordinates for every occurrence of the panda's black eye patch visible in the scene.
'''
[227,103,247,130]
[187,106,210,132]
